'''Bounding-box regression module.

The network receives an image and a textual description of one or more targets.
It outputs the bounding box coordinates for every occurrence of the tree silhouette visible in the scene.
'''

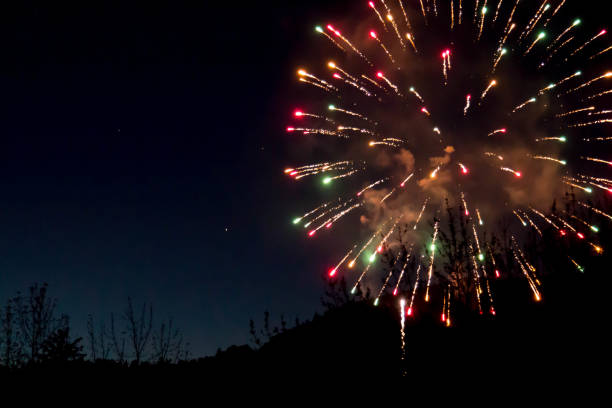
[14,283,68,364]
[87,299,190,364]
[39,327,85,364]
[248,318,261,348]
[124,297,153,364]
[86,314,111,361]
[109,312,127,363]
[0,297,24,368]
[151,317,189,363]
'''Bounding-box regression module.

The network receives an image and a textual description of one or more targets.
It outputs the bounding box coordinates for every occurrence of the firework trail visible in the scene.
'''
[513,210,527,226]
[297,78,334,93]
[400,173,414,187]
[569,257,585,273]
[376,242,412,303]
[393,244,414,295]
[577,201,612,222]
[589,109,612,116]
[441,284,451,324]
[544,0,566,28]
[484,151,504,160]
[368,1,388,30]
[339,125,376,136]
[369,31,396,65]
[488,128,507,136]
[493,0,503,24]
[357,178,389,196]
[524,32,547,56]
[552,1,566,17]
[554,70,583,89]
[441,51,449,79]
[497,23,516,58]
[315,26,347,52]
[285,161,350,178]
[538,83,557,95]
[480,80,497,102]
[397,0,411,30]
[487,243,501,278]
[461,191,469,216]
[399,298,406,362]
[564,211,599,233]
[519,2,549,43]
[468,242,483,314]
[589,45,612,60]
[329,104,371,121]
[473,0,481,26]
[464,94,472,115]
[556,106,595,117]
[492,48,508,73]
[303,201,345,229]
[424,221,440,303]
[511,237,541,301]
[385,10,405,48]
[380,188,397,204]
[328,245,357,277]
[351,264,372,293]
[292,201,331,225]
[503,0,519,35]
[296,69,338,92]
[530,155,567,166]
[292,110,333,122]
[326,25,373,66]
[521,210,543,236]
[413,198,429,230]
[578,174,612,187]
[512,97,536,113]
[476,1,488,43]
[582,157,612,167]
[327,61,358,82]
[407,263,422,316]
[569,29,607,58]
[410,86,424,102]
[561,179,592,193]
[418,0,427,24]
[551,214,577,234]
[541,35,575,67]
[559,72,612,96]
[332,74,374,97]
[376,71,402,96]
[582,135,612,141]
[405,33,418,53]
[530,207,560,230]
[547,19,581,51]
[569,118,612,128]
[309,202,362,235]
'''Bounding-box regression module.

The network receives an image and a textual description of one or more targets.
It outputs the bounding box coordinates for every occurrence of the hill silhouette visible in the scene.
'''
[2,270,607,388]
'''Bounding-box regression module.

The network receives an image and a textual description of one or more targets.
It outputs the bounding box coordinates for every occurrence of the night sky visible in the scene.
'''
[0,1,353,357]
[0,1,608,357]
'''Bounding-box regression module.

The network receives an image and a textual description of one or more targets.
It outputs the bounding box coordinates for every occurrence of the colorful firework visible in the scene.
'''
[284,0,610,326]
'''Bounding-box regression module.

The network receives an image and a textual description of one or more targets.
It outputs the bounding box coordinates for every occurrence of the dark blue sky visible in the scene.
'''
[0,1,354,356]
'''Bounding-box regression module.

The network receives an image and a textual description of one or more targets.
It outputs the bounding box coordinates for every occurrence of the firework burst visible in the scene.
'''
[284,0,610,326]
